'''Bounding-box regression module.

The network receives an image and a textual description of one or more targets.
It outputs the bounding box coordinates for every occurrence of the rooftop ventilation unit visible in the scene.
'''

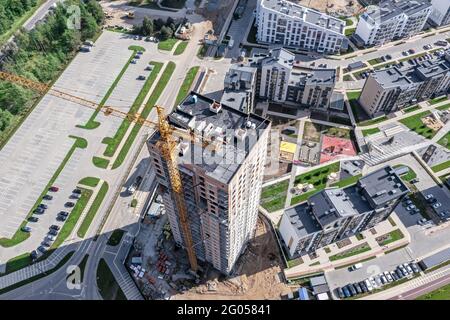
[234,128,247,141]
[209,101,222,114]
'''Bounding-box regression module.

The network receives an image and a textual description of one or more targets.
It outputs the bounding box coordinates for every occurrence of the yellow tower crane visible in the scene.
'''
[0,70,199,272]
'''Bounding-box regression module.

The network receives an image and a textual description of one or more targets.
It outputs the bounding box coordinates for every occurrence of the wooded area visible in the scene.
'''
[0,0,38,36]
[0,0,104,145]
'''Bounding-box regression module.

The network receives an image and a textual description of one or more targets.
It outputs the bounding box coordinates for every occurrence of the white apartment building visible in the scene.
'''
[255,0,345,53]
[354,0,432,46]
[429,0,450,27]
[147,93,270,274]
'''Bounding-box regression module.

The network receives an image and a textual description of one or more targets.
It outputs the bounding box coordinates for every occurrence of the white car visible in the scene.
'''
[384,271,393,283]
[369,277,378,289]
[425,194,434,200]
[403,263,413,274]
[47,235,56,241]
[364,279,374,291]
[406,205,416,211]
[432,202,442,209]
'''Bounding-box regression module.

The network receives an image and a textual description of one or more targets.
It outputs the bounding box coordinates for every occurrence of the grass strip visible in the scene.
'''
[173,41,189,55]
[97,258,127,300]
[174,66,200,106]
[77,181,109,238]
[93,156,109,169]
[79,177,100,187]
[102,62,163,157]
[112,61,176,169]
[158,38,179,51]
[0,136,87,247]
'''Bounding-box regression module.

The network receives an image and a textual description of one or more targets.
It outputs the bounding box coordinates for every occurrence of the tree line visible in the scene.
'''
[0,0,38,37]
[132,16,181,40]
[0,0,104,138]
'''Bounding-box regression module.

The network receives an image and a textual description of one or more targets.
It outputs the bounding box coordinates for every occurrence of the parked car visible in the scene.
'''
[34,207,45,214]
[48,229,58,236]
[342,286,351,298]
[347,284,357,296]
[354,283,362,294]
[43,195,53,200]
[130,59,137,64]
[425,194,434,200]
[384,271,393,283]
[30,250,38,260]
[57,215,67,222]
[38,246,47,253]
[432,202,442,209]
[364,279,374,291]
[380,275,387,285]
[50,225,60,231]
[41,241,51,247]
[70,193,81,200]
[134,55,140,59]
[28,216,39,222]
[73,189,82,194]
[59,211,69,217]
[349,263,362,271]
[408,49,415,54]
[385,54,392,60]
[137,75,146,80]
[406,205,416,211]
[65,202,75,208]
[403,263,413,274]
[390,271,399,281]
[395,268,404,279]
[410,262,420,274]
[337,287,345,299]
[47,235,56,241]
[49,186,59,192]
[21,226,31,233]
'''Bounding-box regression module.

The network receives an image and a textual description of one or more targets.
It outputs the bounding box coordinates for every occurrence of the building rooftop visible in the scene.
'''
[260,47,295,69]
[285,203,321,239]
[261,0,344,34]
[148,92,270,184]
[362,0,431,25]
[358,165,409,208]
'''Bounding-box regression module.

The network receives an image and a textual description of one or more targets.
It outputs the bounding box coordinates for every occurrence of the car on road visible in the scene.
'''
[49,186,59,192]
[432,202,442,209]
[43,194,53,200]
[48,229,58,236]
[73,189,82,194]
[65,202,75,208]
[28,216,39,222]
[50,225,60,231]
[21,226,31,233]
[38,246,47,253]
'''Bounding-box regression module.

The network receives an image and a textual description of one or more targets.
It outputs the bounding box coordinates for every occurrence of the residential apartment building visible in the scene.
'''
[255,0,346,53]
[279,166,409,258]
[224,48,337,111]
[359,51,450,117]
[354,0,432,47]
[147,92,271,274]
[222,64,257,113]
[429,0,450,27]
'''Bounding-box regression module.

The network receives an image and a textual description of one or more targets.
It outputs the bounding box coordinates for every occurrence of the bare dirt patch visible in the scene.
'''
[289,0,362,17]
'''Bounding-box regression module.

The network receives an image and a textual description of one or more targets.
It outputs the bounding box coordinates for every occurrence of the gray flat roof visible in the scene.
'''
[148,92,270,184]
[285,203,321,238]
[358,166,409,207]
[261,0,344,34]
[363,0,431,24]
[420,247,450,269]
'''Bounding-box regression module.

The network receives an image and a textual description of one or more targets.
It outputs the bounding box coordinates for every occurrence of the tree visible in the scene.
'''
[154,18,165,31]
[141,17,153,36]
[160,26,173,40]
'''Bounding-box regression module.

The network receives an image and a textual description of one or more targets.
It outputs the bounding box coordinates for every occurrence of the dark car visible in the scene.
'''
[359,281,368,293]
[337,287,345,299]
[43,195,53,200]
[395,268,404,279]
[410,263,420,273]
[342,286,351,298]
[38,203,48,209]
[59,211,69,217]
[347,284,357,296]
[30,250,38,260]
[137,75,146,80]
[385,54,392,60]
[38,246,47,253]
[48,229,58,236]
[65,202,75,208]
[390,271,399,281]
[50,225,60,231]
[57,215,67,222]
[409,49,415,54]
[41,241,51,247]
[354,283,362,294]
[73,189,82,194]
[49,186,59,192]
[34,207,45,214]
[28,216,39,222]
[21,226,31,233]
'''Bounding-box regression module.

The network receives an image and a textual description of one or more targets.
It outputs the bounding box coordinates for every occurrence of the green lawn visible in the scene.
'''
[102,62,163,158]
[79,177,100,188]
[112,61,176,169]
[77,181,109,238]
[416,283,450,300]
[3,252,32,275]
[437,103,450,111]
[107,229,126,246]
[0,0,46,46]
[403,105,421,113]
[430,96,448,105]
[376,229,404,246]
[174,66,200,106]
[346,91,368,124]
[93,156,109,169]
[173,41,189,55]
[394,165,417,182]
[362,128,380,137]
[97,258,127,300]
[52,188,93,249]
[438,132,450,150]
[399,111,436,139]
[290,162,340,206]
[0,136,87,248]
[431,160,450,173]
[0,251,74,295]
[359,116,388,127]
[345,27,356,36]
[158,38,179,51]
[330,174,362,188]
[128,45,145,52]
[260,180,289,212]
[368,58,383,65]
[78,49,138,129]
[329,243,371,261]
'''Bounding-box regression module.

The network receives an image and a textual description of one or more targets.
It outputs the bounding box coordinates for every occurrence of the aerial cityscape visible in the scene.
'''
[1,0,450,303]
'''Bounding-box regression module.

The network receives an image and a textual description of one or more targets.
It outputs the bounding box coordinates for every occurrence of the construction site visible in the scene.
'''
[289,0,362,17]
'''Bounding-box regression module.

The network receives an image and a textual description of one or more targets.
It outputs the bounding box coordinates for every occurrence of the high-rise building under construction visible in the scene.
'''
[147,92,271,274]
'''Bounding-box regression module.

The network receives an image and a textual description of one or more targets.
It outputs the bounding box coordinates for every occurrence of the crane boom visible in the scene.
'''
[0,69,199,272]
